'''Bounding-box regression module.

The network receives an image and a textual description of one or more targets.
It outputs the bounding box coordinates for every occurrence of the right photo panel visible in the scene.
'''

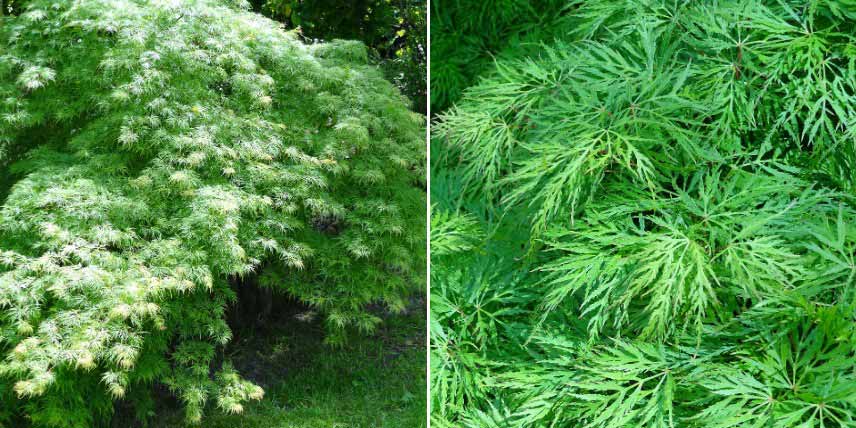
[430,1,856,428]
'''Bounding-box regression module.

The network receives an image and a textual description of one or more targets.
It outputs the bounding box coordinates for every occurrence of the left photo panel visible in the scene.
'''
[0,1,427,427]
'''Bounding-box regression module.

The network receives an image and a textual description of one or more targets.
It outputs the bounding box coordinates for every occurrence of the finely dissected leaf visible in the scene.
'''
[0,0,425,425]
[431,1,856,427]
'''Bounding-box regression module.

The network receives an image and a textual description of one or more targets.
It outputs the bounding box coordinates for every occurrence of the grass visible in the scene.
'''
[150,297,427,428]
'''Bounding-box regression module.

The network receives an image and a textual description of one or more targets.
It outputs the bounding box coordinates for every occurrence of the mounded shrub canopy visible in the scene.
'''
[0,0,425,426]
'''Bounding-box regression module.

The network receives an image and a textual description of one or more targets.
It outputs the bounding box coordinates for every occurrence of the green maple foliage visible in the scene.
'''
[432,1,856,427]
[429,0,567,111]
[0,0,425,426]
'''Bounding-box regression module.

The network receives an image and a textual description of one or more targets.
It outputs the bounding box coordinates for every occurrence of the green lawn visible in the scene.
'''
[151,299,426,428]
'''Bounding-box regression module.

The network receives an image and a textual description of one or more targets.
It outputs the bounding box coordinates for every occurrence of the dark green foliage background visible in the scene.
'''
[0,0,27,15]
[429,0,567,111]
[431,1,856,427]
[251,0,427,113]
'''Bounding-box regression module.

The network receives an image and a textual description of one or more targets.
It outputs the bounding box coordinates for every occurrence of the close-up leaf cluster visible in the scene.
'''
[431,1,856,427]
[429,0,567,111]
[0,0,425,426]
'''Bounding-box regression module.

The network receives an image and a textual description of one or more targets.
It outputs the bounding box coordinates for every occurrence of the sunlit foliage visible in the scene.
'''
[0,1,425,426]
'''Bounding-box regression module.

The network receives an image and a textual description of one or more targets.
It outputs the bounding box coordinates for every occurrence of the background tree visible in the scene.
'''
[251,0,427,113]
[1,0,28,16]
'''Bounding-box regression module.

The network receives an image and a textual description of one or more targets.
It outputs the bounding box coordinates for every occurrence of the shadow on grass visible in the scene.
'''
[147,295,426,428]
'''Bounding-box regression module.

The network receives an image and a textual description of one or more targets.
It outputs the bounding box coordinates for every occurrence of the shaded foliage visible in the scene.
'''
[430,0,567,112]
[252,0,427,113]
